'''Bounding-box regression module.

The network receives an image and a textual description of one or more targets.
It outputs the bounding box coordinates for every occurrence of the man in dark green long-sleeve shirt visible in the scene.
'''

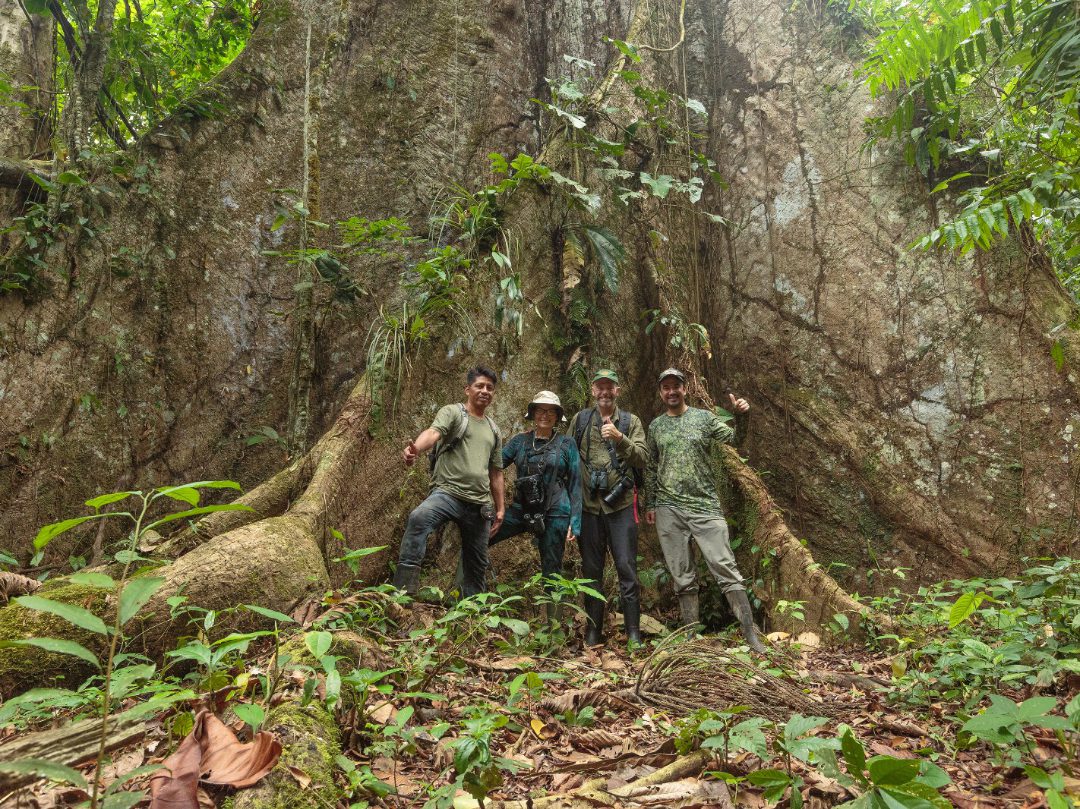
[644,367,766,653]
[567,369,648,646]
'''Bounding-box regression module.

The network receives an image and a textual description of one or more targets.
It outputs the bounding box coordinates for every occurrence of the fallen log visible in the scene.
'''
[0,710,149,793]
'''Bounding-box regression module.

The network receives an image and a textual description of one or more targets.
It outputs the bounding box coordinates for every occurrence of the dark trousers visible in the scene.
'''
[489,505,569,587]
[580,505,640,605]
[398,489,491,597]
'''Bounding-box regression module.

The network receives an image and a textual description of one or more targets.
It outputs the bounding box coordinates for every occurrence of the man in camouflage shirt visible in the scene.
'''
[644,367,766,653]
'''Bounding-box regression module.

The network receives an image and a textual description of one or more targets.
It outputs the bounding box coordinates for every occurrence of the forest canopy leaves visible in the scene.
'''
[850,0,1080,295]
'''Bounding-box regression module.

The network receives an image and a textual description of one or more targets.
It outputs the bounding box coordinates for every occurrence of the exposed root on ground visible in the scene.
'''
[724,446,885,634]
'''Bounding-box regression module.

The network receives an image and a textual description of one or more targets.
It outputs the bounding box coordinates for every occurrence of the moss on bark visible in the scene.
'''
[230,701,343,809]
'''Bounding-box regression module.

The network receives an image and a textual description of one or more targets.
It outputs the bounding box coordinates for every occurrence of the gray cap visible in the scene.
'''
[525,390,567,421]
[658,367,687,385]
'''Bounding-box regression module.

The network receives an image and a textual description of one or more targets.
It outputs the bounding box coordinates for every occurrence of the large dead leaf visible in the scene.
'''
[0,572,42,602]
[148,710,281,808]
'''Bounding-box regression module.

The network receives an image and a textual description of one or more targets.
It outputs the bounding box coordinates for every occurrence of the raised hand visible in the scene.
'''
[600,416,623,443]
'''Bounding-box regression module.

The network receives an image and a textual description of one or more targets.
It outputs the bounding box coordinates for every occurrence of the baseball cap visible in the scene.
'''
[658,367,687,385]
[591,369,620,385]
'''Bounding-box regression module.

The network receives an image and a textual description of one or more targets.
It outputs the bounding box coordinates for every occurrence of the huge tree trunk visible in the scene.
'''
[0,0,1076,695]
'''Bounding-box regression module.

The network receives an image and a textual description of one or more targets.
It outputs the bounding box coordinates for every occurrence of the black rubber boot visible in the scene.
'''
[622,597,642,646]
[678,591,699,631]
[583,597,605,646]
[725,589,767,653]
[393,563,421,596]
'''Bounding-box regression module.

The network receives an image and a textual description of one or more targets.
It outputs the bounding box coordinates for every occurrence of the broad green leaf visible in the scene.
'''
[233,703,265,732]
[875,786,938,809]
[55,171,87,186]
[747,768,792,787]
[867,756,921,786]
[305,631,332,660]
[499,618,530,636]
[243,604,296,624]
[119,577,165,625]
[916,761,951,789]
[0,687,77,723]
[159,487,200,506]
[1015,696,1058,722]
[332,545,388,565]
[948,591,982,627]
[34,513,125,550]
[0,758,87,787]
[840,729,867,779]
[166,641,214,667]
[85,491,140,510]
[784,714,831,741]
[639,172,674,199]
[155,480,241,497]
[14,595,109,635]
[144,503,253,532]
[68,571,116,590]
[101,791,146,809]
[0,638,100,668]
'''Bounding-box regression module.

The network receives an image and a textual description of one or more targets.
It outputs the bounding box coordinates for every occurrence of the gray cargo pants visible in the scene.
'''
[655,505,746,595]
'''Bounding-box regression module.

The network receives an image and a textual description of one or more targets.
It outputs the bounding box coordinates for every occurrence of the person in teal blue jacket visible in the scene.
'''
[490,391,582,607]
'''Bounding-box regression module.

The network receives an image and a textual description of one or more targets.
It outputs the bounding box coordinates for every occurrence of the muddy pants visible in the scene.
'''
[399,489,491,597]
[655,505,745,595]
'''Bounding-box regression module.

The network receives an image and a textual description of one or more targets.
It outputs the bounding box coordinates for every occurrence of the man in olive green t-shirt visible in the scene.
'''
[394,366,506,597]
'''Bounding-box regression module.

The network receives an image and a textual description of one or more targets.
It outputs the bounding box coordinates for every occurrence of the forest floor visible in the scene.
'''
[2,565,1077,809]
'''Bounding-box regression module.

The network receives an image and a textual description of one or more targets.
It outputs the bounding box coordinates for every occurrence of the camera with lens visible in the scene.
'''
[588,468,609,495]
[602,476,632,506]
[522,511,546,536]
[515,473,547,536]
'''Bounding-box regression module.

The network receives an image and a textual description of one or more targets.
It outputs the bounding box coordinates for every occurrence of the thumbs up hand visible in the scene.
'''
[728,393,750,414]
[600,417,623,443]
[403,440,419,466]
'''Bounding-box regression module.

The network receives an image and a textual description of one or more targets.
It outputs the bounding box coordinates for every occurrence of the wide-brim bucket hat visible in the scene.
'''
[525,390,566,421]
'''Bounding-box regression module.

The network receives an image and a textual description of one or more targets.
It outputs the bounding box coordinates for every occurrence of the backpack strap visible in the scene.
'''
[573,408,595,448]
[429,404,470,474]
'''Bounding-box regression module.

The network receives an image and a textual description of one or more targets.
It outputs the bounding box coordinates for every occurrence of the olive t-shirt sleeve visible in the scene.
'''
[430,404,460,437]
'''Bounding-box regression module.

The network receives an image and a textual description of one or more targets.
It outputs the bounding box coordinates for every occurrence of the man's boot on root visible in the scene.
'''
[622,596,642,647]
[583,597,605,647]
[725,588,767,654]
[678,591,699,636]
[393,563,421,597]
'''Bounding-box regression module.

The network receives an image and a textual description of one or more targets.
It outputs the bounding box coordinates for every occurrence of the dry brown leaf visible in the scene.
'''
[795,632,821,647]
[766,631,791,642]
[530,718,558,740]
[148,710,281,809]
[487,656,535,671]
[574,729,622,751]
[0,571,42,602]
[369,700,396,725]
[286,765,311,789]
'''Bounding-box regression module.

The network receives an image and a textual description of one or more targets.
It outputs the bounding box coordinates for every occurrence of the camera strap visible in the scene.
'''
[578,407,633,485]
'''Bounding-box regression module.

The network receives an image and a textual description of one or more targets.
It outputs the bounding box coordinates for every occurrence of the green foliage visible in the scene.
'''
[850,0,1080,291]
[860,558,1079,707]
[20,0,251,146]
